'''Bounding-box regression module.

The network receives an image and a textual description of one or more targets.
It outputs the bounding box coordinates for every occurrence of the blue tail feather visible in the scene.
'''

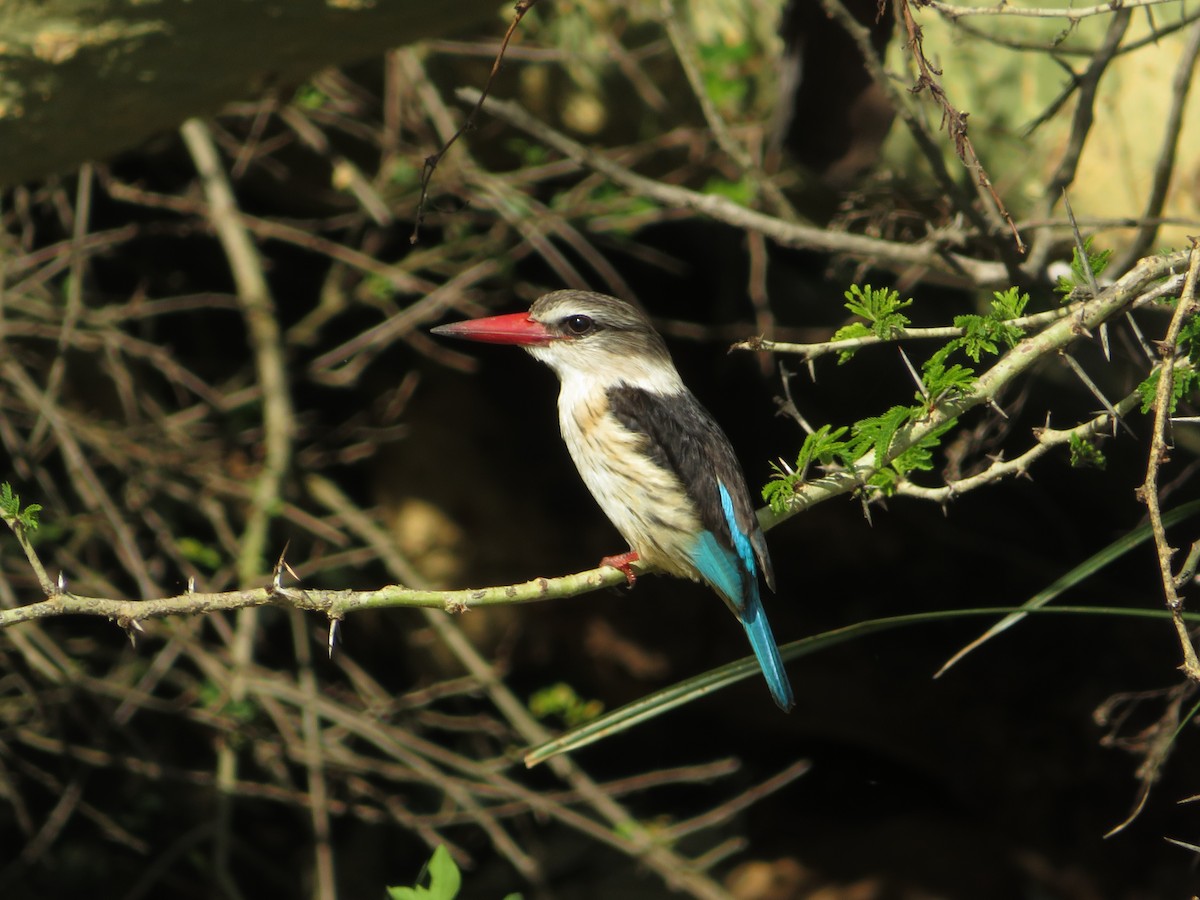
[742,587,794,711]
[688,529,795,712]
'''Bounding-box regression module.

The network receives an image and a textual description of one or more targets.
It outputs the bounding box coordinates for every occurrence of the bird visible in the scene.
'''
[431,290,794,711]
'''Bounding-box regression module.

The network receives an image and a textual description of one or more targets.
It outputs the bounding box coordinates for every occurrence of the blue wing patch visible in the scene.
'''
[717,481,756,579]
[689,530,745,610]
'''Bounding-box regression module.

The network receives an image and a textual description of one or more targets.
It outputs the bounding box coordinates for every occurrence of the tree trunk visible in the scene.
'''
[0,0,502,186]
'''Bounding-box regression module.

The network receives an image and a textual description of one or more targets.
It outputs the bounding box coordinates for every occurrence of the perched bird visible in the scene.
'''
[431,290,794,711]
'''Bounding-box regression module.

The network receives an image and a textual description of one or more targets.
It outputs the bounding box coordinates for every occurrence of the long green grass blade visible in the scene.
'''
[524,604,1188,767]
[936,499,1200,677]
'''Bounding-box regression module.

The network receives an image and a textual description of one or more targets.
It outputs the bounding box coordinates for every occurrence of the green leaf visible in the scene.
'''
[0,483,41,531]
[0,482,18,518]
[829,322,873,364]
[177,537,222,572]
[1054,237,1112,299]
[921,345,977,405]
[388,846,461,900]
[529,682,604,728]
[701,176,752,206]
[849,405,914,469]
[762,425,850,514]
[842,284,912,339]
[795,424,850,478]
[1138,363,1200,415]
[1069,434,1107,469]
[990,286,1030,320]
[426,845,461,900]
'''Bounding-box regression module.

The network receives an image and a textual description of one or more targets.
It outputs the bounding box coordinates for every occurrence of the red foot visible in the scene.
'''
[599,550,640,587]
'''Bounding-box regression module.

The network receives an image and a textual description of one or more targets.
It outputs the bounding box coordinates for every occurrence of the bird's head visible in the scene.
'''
[432,290,679,390]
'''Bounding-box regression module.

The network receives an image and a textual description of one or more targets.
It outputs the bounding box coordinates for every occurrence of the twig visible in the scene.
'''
[1136,240,1200,682]
[764,249,1192,527]
[29,164,92,450]
[181,116,296,891]
[663,759,811,841]
[180,118,295,585]
[411,0,540,243]
[734,306,1072,360]
[662,1,797,220]
[456,88,1015,288]
[305,475,734,900]
[896,386,1143,502]
[290,607,336,900]
[899,0,1026,254]
[1027,8,1130,272]
[819,0,995,244]
[1110,17,1200,275]
[922,0,1181,18]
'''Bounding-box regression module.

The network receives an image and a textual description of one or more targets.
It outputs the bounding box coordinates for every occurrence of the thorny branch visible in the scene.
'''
[1,250,1189,632]
[1138,240,1200,682]
[410,0,541,243]
[898,0,1026,254]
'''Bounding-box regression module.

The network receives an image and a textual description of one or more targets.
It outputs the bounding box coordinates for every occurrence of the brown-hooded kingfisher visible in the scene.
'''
[432,290,794,711]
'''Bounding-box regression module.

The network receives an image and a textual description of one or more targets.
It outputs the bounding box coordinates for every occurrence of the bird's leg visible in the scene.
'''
[599,550,639,587]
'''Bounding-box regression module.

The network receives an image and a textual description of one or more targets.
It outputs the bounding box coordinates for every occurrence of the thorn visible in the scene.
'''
[272,541,292,591]
[1062,188,1100,299]
[187,575,196,594]
[57,571,67,594]
[1061,352,1136,439]
[121,616,144,647]
[858,492,874,527]
[328,618,342,659]
[898,346,927,399]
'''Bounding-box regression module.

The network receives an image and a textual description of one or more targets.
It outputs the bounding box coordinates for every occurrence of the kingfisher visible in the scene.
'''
[431,290,794,711]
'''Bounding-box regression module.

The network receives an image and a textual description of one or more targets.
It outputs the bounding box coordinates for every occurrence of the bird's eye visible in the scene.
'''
[563,314,594,335]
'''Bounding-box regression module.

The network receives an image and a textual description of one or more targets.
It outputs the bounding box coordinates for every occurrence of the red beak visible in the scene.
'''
[431,311,558,346]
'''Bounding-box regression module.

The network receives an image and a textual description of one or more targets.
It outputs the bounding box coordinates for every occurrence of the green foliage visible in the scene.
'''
[529,682,604,728]
[387,845,522,900]
[832,285,912,363]
[1054,237,1112,299]
[697,38,753,110]
[0,482,42,531]
[1069,434,1107,469]
[292,83,329,111]
[701,175,753,206]
[762,425,849,514]
[388,846,462,900]
[920,346,977,408]
[385,158,420,188]
[847,406,915,470]
[952,288,1030,362]
[1137,308,1200,414]
[176,537,222,572]
[1138,362,1200,415]
[828,322,872,364]
[844,284,913,337]
[504,137,551,167]
[764,281,1039,508]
